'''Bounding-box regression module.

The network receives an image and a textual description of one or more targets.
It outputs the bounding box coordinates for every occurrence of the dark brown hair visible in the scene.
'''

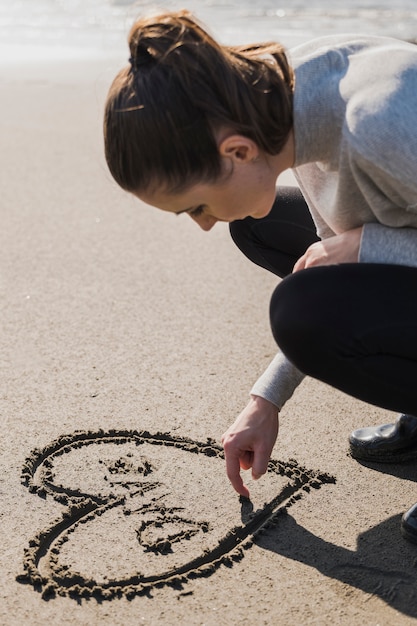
[104,10,294,194]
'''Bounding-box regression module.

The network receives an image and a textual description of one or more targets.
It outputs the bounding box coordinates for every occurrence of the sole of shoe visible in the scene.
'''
[349,444,417,463]
[401,523,417,545]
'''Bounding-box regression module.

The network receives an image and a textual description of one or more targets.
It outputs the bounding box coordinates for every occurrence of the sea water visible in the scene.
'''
[0,0,416,61]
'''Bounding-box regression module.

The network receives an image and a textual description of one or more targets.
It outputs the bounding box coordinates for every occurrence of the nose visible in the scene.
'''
[190,213,218,231]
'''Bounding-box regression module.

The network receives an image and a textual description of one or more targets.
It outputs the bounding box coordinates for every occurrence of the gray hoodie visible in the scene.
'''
[251,34,417,409]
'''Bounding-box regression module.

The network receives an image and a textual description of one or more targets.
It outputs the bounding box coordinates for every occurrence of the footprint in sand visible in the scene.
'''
[17,429,335,600]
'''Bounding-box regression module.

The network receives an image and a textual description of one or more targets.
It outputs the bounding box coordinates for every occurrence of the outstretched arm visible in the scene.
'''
[221,395,279,498]
[222,228,364,496]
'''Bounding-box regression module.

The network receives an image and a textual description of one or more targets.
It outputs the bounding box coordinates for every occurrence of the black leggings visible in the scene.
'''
[230,186,417,416]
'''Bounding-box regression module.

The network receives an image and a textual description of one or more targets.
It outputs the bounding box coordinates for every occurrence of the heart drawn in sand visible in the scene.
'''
[17,430,335,601]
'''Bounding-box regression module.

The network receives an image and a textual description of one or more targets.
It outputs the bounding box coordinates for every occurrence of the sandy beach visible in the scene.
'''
[1,52,417,625]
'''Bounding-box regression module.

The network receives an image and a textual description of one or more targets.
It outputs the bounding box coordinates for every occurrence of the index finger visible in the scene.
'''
[224,445,250,498]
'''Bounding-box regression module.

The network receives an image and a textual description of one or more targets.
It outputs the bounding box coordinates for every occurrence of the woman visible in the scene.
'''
[103,10,417,542]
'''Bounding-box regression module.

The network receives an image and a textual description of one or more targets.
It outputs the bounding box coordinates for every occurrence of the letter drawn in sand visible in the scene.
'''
[17,430,335,600]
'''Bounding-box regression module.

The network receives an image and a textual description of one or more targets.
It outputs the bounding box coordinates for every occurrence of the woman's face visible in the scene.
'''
[135,132,293,231]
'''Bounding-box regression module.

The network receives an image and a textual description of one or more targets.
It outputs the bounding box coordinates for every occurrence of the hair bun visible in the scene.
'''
[129,44,154,71]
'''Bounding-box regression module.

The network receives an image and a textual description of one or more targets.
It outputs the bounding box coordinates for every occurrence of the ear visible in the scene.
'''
[218,134,259,163]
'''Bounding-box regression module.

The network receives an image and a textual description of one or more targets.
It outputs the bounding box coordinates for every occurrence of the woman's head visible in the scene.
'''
[104,10,294,196]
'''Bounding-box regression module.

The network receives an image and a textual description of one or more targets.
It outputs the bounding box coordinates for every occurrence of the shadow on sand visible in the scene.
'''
[256,459,417,618]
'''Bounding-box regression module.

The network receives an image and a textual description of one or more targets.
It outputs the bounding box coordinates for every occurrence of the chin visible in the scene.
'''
[252,207,271,219]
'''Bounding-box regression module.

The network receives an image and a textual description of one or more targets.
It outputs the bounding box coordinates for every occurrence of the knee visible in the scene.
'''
[269,269,336,372]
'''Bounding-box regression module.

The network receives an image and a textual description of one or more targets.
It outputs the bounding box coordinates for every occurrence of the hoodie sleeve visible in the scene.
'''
[250,351,305,410]
[360,223,417,267]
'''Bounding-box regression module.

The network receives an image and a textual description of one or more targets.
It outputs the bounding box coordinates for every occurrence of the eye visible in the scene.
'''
[189,205,205,218]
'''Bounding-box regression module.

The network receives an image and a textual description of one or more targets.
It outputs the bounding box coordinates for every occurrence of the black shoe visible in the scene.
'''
[401,503,417,544]
[349,414,417,463]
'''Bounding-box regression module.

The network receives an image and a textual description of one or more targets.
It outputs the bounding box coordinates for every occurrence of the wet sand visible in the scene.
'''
[1,55,417,625]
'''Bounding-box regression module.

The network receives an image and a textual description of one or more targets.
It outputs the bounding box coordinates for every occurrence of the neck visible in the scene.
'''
[270,129,295,178]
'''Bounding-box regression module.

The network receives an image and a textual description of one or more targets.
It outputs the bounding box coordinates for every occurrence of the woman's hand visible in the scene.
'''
[293,226,363,272]
[221,395,279,498]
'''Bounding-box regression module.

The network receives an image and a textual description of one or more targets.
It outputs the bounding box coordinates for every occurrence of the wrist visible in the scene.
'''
[250,394,280,413]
